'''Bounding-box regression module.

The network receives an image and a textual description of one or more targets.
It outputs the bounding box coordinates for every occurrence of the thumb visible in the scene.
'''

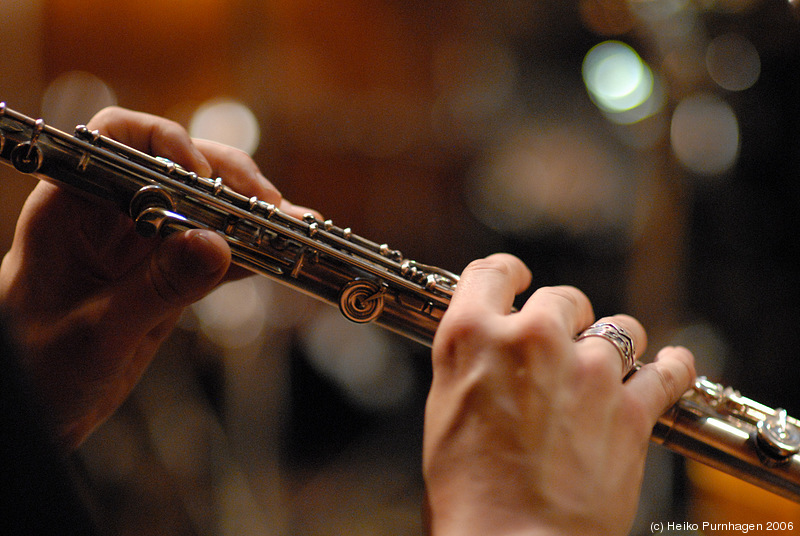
[107,228,231,340]
[47,229,231,448]
[149,229,231,306]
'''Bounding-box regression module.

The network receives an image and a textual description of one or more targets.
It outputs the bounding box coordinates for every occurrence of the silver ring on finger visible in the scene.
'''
[574,321,636,378]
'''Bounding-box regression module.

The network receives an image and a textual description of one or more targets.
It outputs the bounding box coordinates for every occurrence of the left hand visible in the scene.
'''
[0,107,308,450]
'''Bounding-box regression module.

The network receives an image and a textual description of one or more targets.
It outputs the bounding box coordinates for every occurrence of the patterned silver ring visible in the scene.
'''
[575,321,636,377]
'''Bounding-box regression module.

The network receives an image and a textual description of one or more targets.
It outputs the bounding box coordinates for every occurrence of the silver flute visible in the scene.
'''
[3,102,800,502]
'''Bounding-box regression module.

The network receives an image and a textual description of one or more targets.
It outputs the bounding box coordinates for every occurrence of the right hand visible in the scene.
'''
[423,253,695,536]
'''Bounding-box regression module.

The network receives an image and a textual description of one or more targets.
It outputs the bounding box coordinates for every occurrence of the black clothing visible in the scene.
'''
[0,312,99,535]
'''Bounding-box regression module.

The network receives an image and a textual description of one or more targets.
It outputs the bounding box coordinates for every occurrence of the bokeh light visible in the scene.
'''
[189,98,261,155]
[298,308,414,411]
[705,33,760,91]
[670,92,740,176]
[41,70,117,130]
[191,277,270,350]
[582,40,662,124]
[466,123,634,240]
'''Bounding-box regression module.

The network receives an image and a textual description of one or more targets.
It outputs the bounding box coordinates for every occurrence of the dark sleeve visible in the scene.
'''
[0,311,100,535]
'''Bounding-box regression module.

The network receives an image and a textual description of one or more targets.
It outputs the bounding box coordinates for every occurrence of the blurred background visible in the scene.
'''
[3,0,800,534]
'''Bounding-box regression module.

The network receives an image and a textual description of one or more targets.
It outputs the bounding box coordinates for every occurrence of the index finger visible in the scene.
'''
[450,253,532,315]
[87,107,212,178]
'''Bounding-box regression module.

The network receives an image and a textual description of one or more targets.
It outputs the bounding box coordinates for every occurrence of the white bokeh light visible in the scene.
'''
[41,71,117,130]
[189,99,261,155]
[670,93,740,176]
[583,41,654,114]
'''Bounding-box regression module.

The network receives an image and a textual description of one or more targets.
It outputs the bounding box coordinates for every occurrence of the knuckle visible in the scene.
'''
[463,256,514,280]
[544,284,583,304]
[515,307,565,345]
[89,106,115,121]
[228,145,252,161]
[149,259,184,306]
[439,306,491,344]
[154,118,188,141]
[573,347,620,385]
[95,105,124,117]
[86,106,126,130]
[537,284,587,310]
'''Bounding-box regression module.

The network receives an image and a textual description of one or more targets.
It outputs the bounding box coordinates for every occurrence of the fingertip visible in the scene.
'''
[627,345,697,416]
[248,171,278,201]
[85,105,124,132]
[153,123,212,178]
[191,139,280,202]
[466,253,532,293]
[449,254,531,314]
[279,200,322,221]
[183,229,230,275]
[655,345,697,379]
[154,229,231,304]
[191,149,213,179]
[485,253,533,292]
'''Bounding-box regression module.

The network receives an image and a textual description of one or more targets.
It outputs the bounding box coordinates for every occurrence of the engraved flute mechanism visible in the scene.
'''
[2,102,800,502]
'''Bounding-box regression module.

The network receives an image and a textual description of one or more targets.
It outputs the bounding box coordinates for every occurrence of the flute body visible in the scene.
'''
[2,102,800,501]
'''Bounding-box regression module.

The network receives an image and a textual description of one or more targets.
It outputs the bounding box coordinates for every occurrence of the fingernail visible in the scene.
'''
[183,229,228,275]
[159,230,228,282]
[154,229,229,304]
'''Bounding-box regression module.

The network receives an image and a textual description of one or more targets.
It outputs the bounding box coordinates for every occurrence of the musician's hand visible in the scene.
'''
[423,254,696,536]
[0,107,307,450]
